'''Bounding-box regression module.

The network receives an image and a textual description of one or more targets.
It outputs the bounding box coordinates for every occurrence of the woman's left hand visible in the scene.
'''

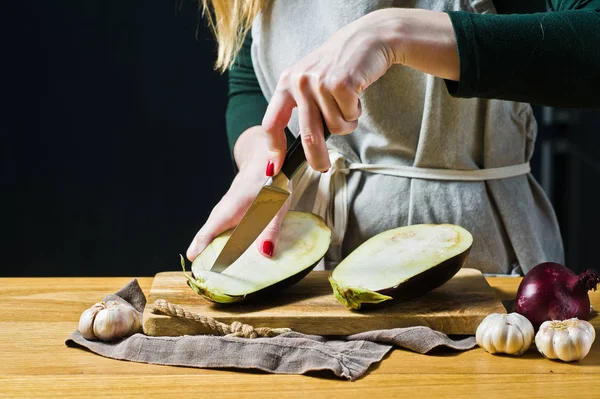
[262,8,459,173]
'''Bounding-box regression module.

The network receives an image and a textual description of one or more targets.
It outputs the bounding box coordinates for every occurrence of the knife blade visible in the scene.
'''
[210,126,331,273]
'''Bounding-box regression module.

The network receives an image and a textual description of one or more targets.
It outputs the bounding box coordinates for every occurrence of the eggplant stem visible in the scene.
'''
[329,276,393,310]
[180,254,196,284]
[179,255,242,303]
[180,254,205,294]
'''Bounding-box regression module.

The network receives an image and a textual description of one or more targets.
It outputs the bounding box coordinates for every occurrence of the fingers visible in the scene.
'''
[256,197,290,258]
[262,87,295,175]
[329,73,362,122]
[297,96,330,172]
[189,196,289,262]
[186,229,214,263]
[314,82,358,136]
[263,60,363,174]
[186,204,240,261]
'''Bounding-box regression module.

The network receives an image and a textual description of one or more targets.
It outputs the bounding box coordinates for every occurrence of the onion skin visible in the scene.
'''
[515,262,600,330]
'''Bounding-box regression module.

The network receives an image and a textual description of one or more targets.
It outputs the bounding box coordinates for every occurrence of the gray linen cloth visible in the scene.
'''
[66,279,477,381]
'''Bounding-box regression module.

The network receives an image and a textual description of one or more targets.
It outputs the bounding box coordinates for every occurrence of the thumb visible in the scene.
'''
[186,214,238,262]
[256,198,290,258]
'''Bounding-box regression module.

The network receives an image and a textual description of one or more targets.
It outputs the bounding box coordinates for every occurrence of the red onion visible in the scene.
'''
[515,262,599,329]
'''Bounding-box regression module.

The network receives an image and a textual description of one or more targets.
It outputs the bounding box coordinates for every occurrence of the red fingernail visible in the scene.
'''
[262,240,274,257]
[266,160,275,177]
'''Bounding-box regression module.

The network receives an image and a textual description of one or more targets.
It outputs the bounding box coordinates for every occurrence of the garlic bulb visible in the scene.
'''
[78,302,107,340]
[78,301,141,341]
[535,318,596,362]
[476,313,535,356]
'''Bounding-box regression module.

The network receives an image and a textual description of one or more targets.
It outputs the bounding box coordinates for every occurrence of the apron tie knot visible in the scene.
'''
[289,149,531,269]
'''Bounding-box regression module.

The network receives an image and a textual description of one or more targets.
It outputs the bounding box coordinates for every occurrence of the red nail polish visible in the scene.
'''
[262,240,274,257]
[266,160,275,177]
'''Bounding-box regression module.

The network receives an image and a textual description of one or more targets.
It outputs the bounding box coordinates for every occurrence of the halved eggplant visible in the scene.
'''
[329,224,473,310]
[183,211,331,303]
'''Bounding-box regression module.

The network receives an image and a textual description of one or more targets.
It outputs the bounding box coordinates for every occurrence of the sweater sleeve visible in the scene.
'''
[446,0,600,108]
[225,32,295,156]
[225,32,268,153]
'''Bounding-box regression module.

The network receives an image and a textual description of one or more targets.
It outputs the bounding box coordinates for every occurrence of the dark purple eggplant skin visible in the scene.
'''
[357,246,471,310]
[190,257,322,304]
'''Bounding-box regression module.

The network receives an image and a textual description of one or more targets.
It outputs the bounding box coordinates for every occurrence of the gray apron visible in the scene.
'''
[250,0,564,274]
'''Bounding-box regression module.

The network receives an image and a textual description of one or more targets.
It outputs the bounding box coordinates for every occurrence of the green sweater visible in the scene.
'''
[226,0,600,151]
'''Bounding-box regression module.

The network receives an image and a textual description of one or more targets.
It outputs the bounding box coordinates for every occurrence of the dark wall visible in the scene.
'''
[530,107,600,274]
[3,1,233,276]
[551,110,600,272]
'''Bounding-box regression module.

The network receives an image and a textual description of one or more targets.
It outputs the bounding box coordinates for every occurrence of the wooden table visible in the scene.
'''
[1,276,598,398]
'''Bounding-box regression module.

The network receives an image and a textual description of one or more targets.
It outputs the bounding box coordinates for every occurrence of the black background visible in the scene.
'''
[2,1,598,277]
[3,1,232,276]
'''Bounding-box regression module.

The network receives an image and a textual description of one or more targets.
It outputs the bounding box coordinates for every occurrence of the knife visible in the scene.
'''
[210,125,331,273]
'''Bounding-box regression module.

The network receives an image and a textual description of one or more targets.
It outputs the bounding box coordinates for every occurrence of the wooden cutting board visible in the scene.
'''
[143,268,506,336]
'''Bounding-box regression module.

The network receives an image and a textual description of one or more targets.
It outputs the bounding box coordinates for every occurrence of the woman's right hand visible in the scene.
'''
[186,126,290,262]
[261,9,459,175]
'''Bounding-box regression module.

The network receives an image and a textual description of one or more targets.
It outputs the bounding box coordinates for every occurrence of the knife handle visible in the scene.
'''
[281,124,331,179]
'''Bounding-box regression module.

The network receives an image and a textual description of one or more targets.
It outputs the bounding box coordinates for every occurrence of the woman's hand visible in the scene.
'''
[186,126,289,262]
[262,8,459,174]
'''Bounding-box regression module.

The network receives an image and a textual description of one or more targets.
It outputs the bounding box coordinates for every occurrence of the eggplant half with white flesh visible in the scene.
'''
[183,211,331,303]
[329,224,473,310]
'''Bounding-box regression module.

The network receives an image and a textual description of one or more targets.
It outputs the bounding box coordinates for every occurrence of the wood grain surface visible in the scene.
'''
[142,268,507,336]
[1,276,598,398]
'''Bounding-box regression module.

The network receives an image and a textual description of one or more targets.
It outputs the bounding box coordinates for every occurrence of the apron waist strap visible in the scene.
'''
[343,161,530,181]
[289,151,530,267]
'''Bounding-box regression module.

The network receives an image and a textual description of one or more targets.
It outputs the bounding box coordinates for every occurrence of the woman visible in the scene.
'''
[187,0,599,274]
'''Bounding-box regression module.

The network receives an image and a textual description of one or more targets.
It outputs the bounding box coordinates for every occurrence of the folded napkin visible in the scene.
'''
[66,279,477,381]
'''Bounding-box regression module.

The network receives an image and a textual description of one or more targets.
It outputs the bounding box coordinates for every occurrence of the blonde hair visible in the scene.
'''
[201,0,265,73]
